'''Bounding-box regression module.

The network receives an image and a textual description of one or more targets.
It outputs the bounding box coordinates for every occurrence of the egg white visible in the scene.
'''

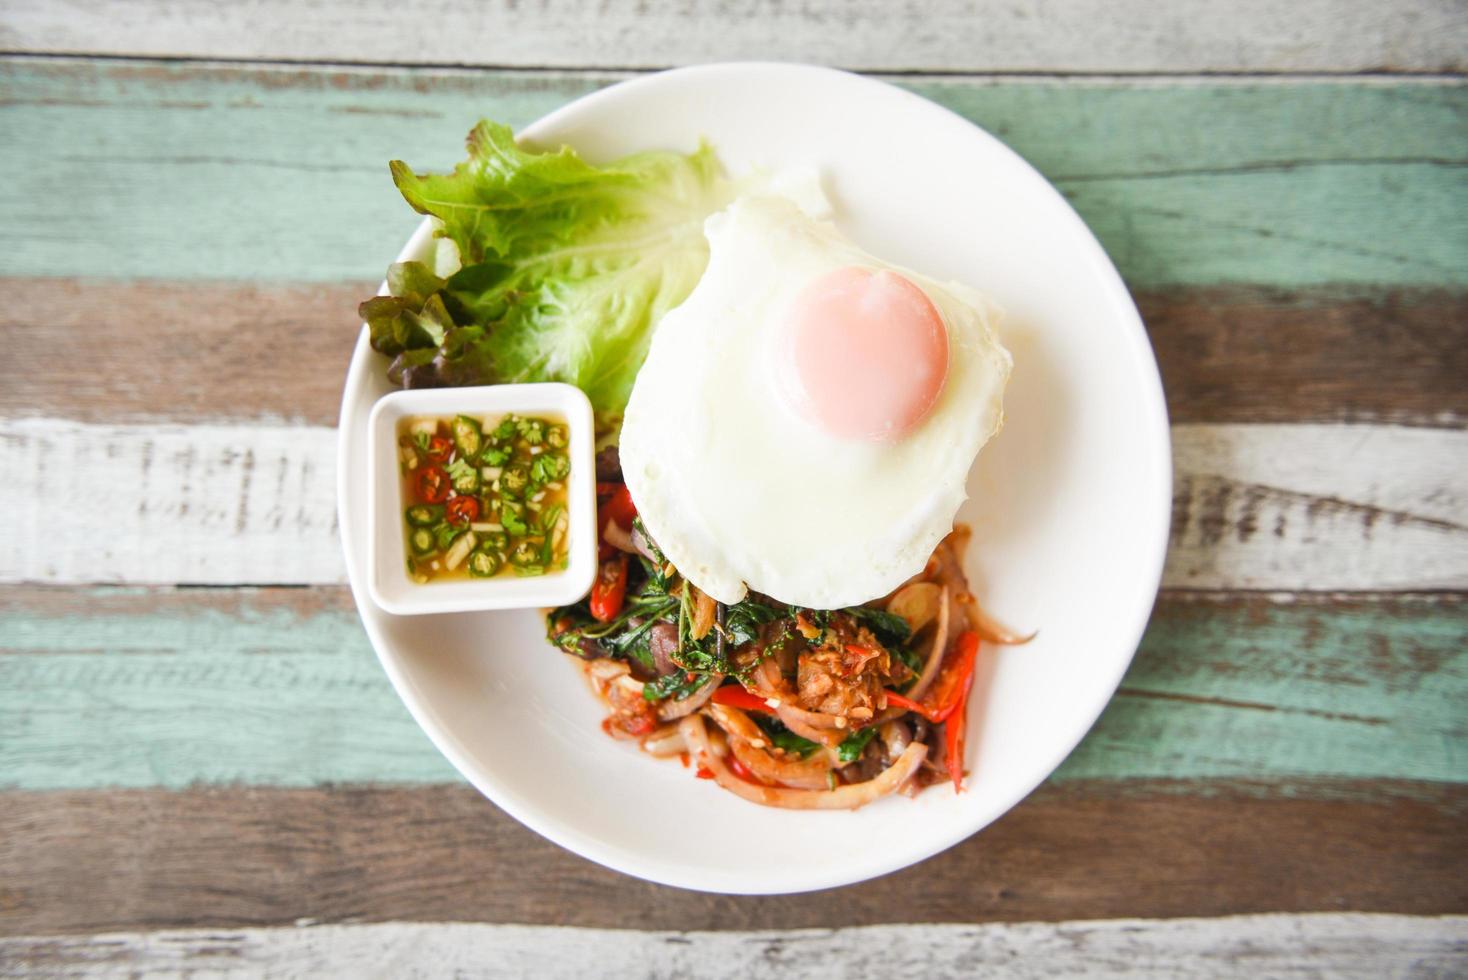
[619,194,1011,609]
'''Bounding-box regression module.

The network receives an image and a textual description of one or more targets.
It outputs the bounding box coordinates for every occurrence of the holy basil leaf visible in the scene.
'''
[893,644,925,680]
[671,635,727,675]
[605,615,663,670]
[752,716,820,759]
[723,599,781,648]
[843,606,912,647]
[642,670,709,703]
[836,726,879,764]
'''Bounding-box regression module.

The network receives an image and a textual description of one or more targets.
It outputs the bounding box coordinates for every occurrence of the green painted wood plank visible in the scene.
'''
[0,589,458,788]
[0,60,1464,287]
[0,588,1462,790]
[1057,597,1468,782]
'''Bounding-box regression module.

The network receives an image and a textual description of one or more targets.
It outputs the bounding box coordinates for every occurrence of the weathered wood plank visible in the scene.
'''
[2,60,1465,287]
[0,586,455,789]
[3,916,1465,979]
[3,418,1464,590]
[1140,288,1468,429]
[0,279,370,427]
[0,419,343,585]
[2,0,1464,73]
[0,587,1462,790]
[0,782,1463,935]
[1166,424,1468,590]
[6,280,1464,428]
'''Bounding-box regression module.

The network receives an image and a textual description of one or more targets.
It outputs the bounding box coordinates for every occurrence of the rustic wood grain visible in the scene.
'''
[1,0,1464,73]
[0,279,371,426]
[1166,424,1467,590]
[1,587,1463,790]
[4,418,1464,590]
[5,280,1464,428]
[1140,288,1468,428]
[2,61,1465,288]
[0,781,1462,936]
[4,916,1465,979]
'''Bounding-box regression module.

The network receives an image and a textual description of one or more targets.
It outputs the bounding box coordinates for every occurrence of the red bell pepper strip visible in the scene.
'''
[589,554,628,622]
[945,687,969,792]
[883,690,932,719]
[927,631,981,722]
[600,484,638,532]
[882,631,981,723]
[710,685,774,714]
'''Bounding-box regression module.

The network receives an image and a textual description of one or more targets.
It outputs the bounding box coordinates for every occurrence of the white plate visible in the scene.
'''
[337,63,1171,894]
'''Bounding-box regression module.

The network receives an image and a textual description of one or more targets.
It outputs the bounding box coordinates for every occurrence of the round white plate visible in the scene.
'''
[338,63,1171,894]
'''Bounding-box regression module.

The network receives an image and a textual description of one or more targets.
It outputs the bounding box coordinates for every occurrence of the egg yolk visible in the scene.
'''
[781,266,949,441]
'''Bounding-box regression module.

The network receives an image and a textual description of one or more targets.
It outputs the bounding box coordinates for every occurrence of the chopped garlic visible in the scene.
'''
[443,531,476,571]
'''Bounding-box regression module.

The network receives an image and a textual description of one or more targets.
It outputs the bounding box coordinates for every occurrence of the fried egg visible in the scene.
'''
[618,194,1011,609]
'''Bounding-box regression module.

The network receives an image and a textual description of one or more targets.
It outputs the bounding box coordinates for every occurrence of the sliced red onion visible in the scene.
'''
[681,715,927,810]
[906,585,951,701]
[655,673,723,721]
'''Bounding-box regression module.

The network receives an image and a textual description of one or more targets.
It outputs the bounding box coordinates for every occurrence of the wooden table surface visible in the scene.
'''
[1,2,1466,976]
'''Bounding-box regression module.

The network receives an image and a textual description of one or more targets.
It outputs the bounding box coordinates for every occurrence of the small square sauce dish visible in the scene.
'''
[366,383,598,616]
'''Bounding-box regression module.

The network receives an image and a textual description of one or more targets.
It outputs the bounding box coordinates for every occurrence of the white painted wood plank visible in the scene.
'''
[2,418,1464,589]
[1,915,1463,978]
[0,0,1464,74]
[1167,424,1468,591]
[0,418,342,585]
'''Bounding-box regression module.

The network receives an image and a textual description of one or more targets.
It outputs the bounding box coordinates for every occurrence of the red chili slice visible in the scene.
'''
[589,554,628,623]
[600,484,638,531]
[414,465,449,504]
[445,495,480,527]
[424,434,453,463]
[725,754,765,786]
[710,686,774,714]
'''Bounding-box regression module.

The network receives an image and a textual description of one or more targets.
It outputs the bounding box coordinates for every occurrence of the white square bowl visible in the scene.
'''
[366,383,598,616]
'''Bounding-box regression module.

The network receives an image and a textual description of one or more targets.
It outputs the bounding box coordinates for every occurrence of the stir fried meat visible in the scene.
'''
[794,616,904,723]
[552,521,1026,809]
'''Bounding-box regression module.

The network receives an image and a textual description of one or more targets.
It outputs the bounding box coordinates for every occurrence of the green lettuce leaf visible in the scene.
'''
[370,120,733,428]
